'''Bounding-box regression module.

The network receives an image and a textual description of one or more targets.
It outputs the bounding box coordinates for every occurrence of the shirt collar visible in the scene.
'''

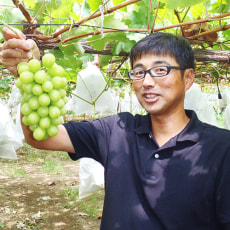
[135,110,202,143]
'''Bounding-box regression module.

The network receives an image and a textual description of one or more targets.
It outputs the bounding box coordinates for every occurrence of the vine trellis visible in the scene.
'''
[2,0,230,84]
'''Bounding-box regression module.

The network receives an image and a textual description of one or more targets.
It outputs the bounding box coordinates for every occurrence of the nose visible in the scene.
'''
[142,72,156,88]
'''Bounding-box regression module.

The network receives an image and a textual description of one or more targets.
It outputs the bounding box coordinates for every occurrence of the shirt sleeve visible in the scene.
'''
[63,116,115,166]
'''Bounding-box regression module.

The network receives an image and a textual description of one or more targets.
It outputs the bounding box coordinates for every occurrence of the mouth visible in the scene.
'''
[143,93,159,102]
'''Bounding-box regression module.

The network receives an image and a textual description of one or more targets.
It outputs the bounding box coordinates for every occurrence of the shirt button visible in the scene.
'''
[155,153,159,159]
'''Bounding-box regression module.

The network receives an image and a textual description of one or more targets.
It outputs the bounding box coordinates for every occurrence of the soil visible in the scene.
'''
[0,145,104,230]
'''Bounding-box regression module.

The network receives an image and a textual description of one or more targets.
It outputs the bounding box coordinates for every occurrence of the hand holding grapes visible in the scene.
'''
[1,27,40,76]
[2,26,68,141]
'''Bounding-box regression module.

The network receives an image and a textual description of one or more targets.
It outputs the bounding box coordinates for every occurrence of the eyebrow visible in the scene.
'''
[133,60,170,69]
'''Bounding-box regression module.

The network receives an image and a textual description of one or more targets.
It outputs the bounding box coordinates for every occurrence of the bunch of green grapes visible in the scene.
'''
[15,53,68,141]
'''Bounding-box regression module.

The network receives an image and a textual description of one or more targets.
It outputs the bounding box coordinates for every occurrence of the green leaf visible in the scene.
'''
[0,0,24,24]
[123,1,158,29]
[112,0,127,11]
[161,0,208,9]
[222,30,230,40]
[89,14,128,30]
[221,44,230,51]
[87,0,101,12]
[112,0,124,4]
[44,0,63,9]
[112,40,136,55]
[0,76,11,89]
[59,42,85,56]
[99,55,113,67]
[211,69,219,79]
[87,32,128,51]
[73,2,90,17]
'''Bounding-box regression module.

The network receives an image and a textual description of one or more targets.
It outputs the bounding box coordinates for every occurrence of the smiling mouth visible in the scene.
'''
[144,94,158,99]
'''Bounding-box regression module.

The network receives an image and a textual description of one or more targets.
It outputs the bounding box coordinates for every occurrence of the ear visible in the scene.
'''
[184,68,194,91]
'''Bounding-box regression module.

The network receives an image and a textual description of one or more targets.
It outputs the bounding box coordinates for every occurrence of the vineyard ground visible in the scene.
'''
[0,145,104,230]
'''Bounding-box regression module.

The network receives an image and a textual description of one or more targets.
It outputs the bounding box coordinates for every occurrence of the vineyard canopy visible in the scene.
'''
[0,0,230,84]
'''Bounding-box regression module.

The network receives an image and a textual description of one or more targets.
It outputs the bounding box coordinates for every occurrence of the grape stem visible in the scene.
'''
[0,20,25,40]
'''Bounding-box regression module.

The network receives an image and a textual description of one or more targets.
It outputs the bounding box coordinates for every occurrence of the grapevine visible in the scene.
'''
[15,54,68,141]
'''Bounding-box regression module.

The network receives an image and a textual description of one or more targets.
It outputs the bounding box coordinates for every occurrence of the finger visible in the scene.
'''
[2,58,29,76]
[2,47,32,60]
[3,27,26,40]
[30,42,40,60]
[2,38,35,51]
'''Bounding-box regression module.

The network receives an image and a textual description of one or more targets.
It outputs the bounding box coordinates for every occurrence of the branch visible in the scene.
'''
[188,24,230,39]
[58,12,230,43]
[151,1,161,33]
[151,12,230,32]
[12,0,34,23]
[52,0,142,38]
[194,49,230,63]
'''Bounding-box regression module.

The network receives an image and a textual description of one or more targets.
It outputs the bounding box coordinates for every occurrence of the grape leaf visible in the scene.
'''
[73,2,90,18]
[99,55,113,67]
[59,43,85,56]
[112,40,136,55]
[87,0,101,12]
[161,0,208,9]
[87,32,128,51]
[89,14,128,30]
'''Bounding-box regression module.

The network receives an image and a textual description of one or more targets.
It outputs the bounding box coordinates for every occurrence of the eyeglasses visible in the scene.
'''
[127,65,187,80]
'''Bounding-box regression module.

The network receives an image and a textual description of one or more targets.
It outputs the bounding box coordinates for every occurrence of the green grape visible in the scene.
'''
[29,123,39,132]
[63,96,68,104]
[60,106,67,116]
[59,89,67,98]
[27,111,40,125]
[18,62,30,74]
[34,70,47,84]
[39,117,51,129]
[17,61,28,70]
[15,78,23,89]
[42,80,53,93]
[60,77,68,88]
[29,59,41,73]
[20,71,34,84]
[38,93,50,106]
[22,116,30,126]
[49,106,60,119]
[51,76,62,89]
[21,102,33,116]
[49,90,61,102]
[22,83,34,94]
[16,55,68,140]
[28,96,40,110]
[21,93,33,104]
[32,84,43,96]
[52,98,65,109]
[52,116,63,126]
[47,124,58,137]
[33,127,46,141]
[42,53,55,68]
[47,63,65,77]
[37,106,49,117]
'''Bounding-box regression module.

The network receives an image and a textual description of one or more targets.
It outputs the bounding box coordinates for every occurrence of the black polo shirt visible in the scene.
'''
[64,110,230,230]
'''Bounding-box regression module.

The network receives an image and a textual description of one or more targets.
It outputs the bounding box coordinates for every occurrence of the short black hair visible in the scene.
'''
[129,32,195,70]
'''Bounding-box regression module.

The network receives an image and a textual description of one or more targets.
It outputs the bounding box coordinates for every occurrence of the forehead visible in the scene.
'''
[132,53,178,68]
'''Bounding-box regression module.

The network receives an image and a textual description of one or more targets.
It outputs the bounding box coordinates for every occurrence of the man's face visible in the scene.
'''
[132,53,193,117]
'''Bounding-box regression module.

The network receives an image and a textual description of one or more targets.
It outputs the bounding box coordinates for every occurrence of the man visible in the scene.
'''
[2,27,230,229]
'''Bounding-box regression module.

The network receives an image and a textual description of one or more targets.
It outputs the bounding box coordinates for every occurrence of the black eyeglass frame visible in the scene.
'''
[127,65,187,80]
